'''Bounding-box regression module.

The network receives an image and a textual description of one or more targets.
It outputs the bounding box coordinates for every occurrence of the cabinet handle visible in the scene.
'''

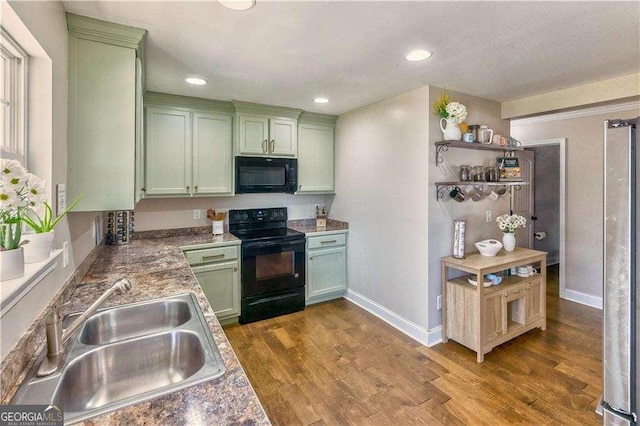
[186,185,190,192]
[513,290,520,294]
[320,240,337,244]
[202,254,225,261]
[299,185,302,190]
[270,139,275,153]
[194,185,198,192]
[309,257,313,260]
[233,267,238,272]
[262,139,268,153]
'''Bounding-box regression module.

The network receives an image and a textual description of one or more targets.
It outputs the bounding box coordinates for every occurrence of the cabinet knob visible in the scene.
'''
[195,185,199,192]
[141,187,146,192]
[186,185,190,192]
[234,267,238,272]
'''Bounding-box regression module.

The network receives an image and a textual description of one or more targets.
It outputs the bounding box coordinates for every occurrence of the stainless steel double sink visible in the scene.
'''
[12,293,226,424]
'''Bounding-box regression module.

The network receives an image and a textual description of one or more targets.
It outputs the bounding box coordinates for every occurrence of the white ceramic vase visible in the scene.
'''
[502,232,516,252]
[22,230,55,264]
[0,247,25,281]
[440,117,462,141]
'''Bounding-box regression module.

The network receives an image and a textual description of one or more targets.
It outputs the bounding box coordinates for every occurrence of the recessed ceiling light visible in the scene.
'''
[405,49,433,62]
[185,77,207,86]
[219,0,256,11]
[314,97,330,104]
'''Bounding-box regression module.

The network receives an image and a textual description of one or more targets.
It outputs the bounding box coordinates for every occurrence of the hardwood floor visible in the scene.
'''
[224,265,603,425]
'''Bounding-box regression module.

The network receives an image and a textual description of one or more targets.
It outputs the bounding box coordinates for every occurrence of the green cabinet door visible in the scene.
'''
[269,118,297,157]
[297,123,335,193]
[192,112,233,195]
[144,107,191,195]
[237,113,269,156]
[307,246,347,298]
[68,36,137,211]
[193,260,240,320]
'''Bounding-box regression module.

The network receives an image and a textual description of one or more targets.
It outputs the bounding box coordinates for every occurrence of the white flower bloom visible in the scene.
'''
[445,102,468,124]
[496,214,527,233]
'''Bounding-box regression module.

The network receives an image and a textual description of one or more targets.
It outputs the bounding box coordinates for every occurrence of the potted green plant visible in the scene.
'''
[21,192,82,264]
[1,159,41,280]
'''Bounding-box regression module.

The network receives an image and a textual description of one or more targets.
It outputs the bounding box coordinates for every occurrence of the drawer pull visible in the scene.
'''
[202,254,225,261]
[320,240,337,244]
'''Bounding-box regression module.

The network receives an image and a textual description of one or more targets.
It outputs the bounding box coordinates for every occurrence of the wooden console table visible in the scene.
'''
[441,248,547,362]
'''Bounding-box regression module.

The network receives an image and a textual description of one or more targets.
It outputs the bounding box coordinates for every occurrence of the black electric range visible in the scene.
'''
[229,208,306,324]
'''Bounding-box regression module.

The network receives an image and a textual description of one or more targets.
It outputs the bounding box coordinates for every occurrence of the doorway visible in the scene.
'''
[519,138,566,299]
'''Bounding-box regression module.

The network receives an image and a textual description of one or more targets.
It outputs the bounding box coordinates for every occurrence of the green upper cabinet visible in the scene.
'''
[145,107,191,196]
[296,113,338,194]
[67,13,145,212]
[233,101,302,158]
[143,93,234,197]
[193,112,233,194]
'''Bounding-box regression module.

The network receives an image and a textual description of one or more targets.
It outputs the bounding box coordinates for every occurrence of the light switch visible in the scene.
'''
[56,184,66,216]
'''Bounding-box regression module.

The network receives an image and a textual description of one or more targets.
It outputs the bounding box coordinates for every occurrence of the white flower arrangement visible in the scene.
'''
[0,159,81,251]
[0,159,46,250]
[496,214,526,234]
[444,101,468,124]
[433,92,468,124]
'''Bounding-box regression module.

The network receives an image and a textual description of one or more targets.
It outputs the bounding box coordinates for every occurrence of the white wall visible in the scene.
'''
[511,105,639,301]
[331,87,431,329]
[134,194,330,231]
[427,87,511,329]
[2,1,99,359]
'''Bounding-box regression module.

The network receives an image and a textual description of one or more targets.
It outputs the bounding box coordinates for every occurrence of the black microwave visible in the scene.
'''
[235,156,297,194]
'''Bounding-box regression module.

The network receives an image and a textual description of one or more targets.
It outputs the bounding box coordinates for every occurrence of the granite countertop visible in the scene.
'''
[15,232,269,425]
[288,219,349,235]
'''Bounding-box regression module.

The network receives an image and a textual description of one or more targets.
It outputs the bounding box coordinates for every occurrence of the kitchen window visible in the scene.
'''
[0,27,28,164]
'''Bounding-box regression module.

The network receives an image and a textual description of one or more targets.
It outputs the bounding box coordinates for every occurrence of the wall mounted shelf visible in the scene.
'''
[435,140,523,165]
[435,181,528,200]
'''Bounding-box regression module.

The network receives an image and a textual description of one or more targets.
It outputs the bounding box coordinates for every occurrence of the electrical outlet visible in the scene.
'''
[486,210,492,223]
[437,295,442,310]
[63,241,69,268]
[193,209,201,220]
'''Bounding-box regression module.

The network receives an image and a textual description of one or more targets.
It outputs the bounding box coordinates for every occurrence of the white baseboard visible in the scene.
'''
[564,289,603,310]
[345,289,442,347]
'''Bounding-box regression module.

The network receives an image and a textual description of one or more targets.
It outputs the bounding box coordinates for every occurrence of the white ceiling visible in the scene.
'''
[62,1,640,115]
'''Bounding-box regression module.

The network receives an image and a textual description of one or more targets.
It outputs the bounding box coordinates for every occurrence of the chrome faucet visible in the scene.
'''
[37,278,132,377]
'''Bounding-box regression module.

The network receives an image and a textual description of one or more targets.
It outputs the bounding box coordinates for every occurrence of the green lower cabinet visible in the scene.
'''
[306,234,347,305]
[192,260,240,321]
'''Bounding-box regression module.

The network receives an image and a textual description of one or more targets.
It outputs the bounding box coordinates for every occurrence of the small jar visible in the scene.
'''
[459,165,471,182]
[472,166,486,182]
[485,166,500,182]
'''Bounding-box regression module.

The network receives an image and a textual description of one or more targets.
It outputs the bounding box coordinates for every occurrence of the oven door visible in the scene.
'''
[241,239,305,297]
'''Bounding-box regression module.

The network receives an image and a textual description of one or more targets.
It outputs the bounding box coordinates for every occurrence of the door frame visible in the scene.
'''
[518,138,567,299]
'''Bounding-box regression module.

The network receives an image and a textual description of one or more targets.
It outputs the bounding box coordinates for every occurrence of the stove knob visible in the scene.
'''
[242,213,249,221]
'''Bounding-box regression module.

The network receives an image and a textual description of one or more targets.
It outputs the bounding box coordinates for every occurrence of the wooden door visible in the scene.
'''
[297,123,334,193]
[145,107,191,195]
[269,118,297,157]
[525,277,545,323]
[512,149,535,248]
[237,114,269,156]
[482,290,506,343]
[192,112,233,195]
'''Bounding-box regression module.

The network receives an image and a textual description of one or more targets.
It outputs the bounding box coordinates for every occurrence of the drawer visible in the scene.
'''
[505,283,525,301]
[307,233,347,249]
[184,246,238,265]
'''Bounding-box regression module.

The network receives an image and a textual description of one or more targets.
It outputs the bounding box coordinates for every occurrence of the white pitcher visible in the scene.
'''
[440,118,462,141]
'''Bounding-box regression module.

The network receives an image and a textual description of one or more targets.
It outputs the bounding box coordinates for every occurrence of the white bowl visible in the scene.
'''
[474,239,503,256]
